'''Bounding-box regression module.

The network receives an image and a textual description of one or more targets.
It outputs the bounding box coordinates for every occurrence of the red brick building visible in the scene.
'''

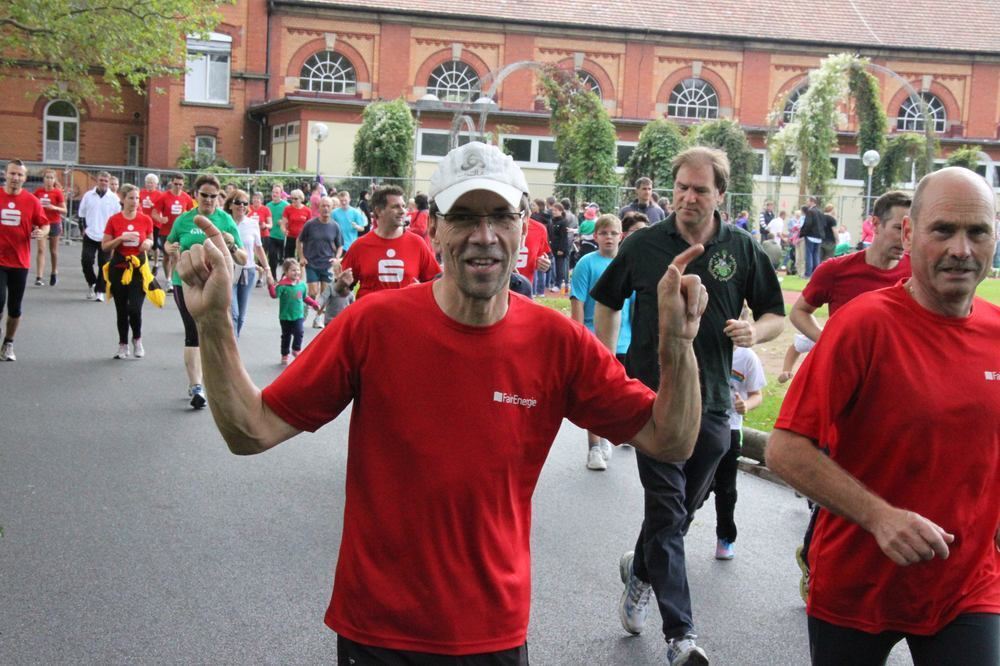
[3,0,999,202]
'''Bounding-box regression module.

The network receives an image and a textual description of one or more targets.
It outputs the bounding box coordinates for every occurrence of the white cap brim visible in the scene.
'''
[432,177,525,215]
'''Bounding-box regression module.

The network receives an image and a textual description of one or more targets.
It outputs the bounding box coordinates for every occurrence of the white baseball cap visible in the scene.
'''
[429,141,529,214]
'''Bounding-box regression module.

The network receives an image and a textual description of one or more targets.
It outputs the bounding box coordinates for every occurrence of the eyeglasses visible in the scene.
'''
[438,211,522,230]
[232,201,249,206]
[197,191,218,199]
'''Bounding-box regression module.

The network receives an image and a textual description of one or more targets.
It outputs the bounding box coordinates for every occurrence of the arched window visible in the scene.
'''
[577,70,602,99]
[299,51,357,94]
[783,87,806,123]
[897,93,946,133]
[427,61,481,103]
[44,101,78,163]
[667,78,719,119]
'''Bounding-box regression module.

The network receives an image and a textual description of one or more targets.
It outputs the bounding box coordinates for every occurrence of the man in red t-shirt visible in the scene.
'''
[340,185,440,299]
[768,167,1000,665]
[515,214,552,288]
[0,160,49,361]
[153,173,194,286]
[139,173,163,269]
[173,141,708,660]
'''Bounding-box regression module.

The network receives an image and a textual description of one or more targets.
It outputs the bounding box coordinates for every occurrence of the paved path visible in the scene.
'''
[0,267,912,664]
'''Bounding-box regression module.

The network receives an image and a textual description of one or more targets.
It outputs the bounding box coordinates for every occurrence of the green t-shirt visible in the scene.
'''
[276,280,308,321]
[167,208,244,286]
[266,200,289,241]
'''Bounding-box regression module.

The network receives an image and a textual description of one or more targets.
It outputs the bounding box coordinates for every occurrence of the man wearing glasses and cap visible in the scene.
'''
[175,141,708,663]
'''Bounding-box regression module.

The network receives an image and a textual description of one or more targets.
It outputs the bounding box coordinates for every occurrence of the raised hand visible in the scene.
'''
[658,244,708,342]
[870,506,954,566]
[175,215,234,322]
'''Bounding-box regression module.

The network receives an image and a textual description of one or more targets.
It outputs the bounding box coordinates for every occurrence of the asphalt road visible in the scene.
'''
[0,265,913,664]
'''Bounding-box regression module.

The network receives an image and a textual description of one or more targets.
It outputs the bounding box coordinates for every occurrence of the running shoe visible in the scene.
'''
[189,384,207,409]
[312,317,324,329]
[86,285,96,300]
[599,439,613,465]
[114,344,129,359]
[49,273,58,286]
[34,277,43,286]
[618,551,652,635]
[132,339,144,359]
[95,292,105,303]
[0,341,15,361]
[587,445,607,471]
[715,539,735,560]
[280,355,291,366]
[666,634,708,665]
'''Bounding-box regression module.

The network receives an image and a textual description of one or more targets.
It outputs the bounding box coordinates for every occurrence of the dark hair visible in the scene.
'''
[622,212,649,234]
[5,159,25,170]
[223,189,250,215]
[193,174,221,192]
[670,147,729,194]
[634,176,653,188]
[560,197,571,209]
[414,193,429,210]
[371,185,405,211]
[872,190,911,226]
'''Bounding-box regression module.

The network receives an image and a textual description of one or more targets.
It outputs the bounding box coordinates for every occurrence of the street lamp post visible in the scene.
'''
[310,122,329,178]
[862,149,881,215]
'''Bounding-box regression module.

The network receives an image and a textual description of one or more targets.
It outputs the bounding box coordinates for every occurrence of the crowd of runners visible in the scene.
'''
[1,148,997,665]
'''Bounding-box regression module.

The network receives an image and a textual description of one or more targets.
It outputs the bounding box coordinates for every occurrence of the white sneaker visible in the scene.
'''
[666,634,708,665]
[0,341,15,361]
[114,344,129,359]
[95,292,105,303]
[587,445,608,471]
[86,285,96,300]
[600,439,613,465]
[619,551,652,635]
[311,316,324,329]
[132,339,144,358]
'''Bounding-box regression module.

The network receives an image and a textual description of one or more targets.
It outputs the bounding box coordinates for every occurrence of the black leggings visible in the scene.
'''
[173,286,199,347]
[266,237,284,281]
[108,259,146,344]
[808,613,998,666]
[337,635,528,666]
[0,266,29,319]
[279,318,304,355]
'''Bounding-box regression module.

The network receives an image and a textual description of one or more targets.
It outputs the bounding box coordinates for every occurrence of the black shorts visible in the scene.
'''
[0,266,29,318]
[337,635,529,666]
[47,221,63,238]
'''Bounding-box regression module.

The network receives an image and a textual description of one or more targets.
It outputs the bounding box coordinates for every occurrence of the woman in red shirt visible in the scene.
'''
[280,188,311,259]
[102,184,154,359]
[33,168,66,286]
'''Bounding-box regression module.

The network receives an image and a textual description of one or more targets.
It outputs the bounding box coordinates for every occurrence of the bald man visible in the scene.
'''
[768,167,999,665]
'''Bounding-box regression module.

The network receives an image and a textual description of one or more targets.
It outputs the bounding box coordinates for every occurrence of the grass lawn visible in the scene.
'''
[782,272,1000,305]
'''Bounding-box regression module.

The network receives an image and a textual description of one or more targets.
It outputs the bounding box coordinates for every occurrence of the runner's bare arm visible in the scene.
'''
[768,428,955,566]
[630,244,707,463]
[724,312,784,347]
[593,303,621,355]
[176,216,300,455]
[789,295,823,342]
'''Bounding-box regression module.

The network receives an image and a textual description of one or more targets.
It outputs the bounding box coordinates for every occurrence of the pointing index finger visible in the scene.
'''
[670,244,705,275]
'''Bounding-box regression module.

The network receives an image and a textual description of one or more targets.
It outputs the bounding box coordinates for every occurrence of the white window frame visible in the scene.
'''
[43,100,79,163]
[184,32,232,105]
[127,134,141,167]
[614,141,638,174]
[272,124,286,142]
[299,51,358,94]
[667,78,719,120]
[416,129,474,161]
[496,133,559,169]
[195,135,217,162]
[286,122,300,139]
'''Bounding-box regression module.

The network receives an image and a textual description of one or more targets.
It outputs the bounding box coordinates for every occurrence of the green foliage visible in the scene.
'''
[945,145,983,171]
[352,98,415,180]
[873,133,927,189]
[690,119,756,221]
[624,120,687,193]
[0,0,230,110]
[848,60,888,198]
[175,144,233,171]
[540,66,620,211]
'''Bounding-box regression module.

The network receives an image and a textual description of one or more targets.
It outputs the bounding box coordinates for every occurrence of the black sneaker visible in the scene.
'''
[189,384,207,409]
[50,273,58,286]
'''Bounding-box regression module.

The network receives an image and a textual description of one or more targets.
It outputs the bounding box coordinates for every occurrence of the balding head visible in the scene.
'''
[910,167,995,228]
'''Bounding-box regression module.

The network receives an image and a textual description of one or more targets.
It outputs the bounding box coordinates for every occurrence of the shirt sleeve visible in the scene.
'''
[801,259,832,308]
[590,245,632,311]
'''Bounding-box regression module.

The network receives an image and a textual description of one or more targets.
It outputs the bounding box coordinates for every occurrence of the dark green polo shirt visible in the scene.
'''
[591,213,785,412]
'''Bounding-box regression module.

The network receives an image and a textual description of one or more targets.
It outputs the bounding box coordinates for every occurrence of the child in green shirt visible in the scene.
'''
[268,258,319,365]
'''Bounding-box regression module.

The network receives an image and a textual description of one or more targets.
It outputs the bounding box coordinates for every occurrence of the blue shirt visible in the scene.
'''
[571,251,633,354]
[332,206,366,250]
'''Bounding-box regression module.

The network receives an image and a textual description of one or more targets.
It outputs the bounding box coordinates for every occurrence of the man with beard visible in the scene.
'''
[768,167,999,665]
[174,141,709,662]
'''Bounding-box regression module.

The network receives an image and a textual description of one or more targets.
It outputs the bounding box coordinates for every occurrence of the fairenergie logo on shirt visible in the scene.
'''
[986,371,1000,381]
[493,391,538,408]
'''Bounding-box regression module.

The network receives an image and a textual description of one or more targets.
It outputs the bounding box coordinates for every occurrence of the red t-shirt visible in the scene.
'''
[104,212,154,258]
[408,209,429,239]
[138,189,161,223]
[340,231,440,299]
[251,205,272,238]
[0,189,48,268]
[154,191,194,235]
[282,205,311,238]
[775,284,1000,635]
[802,251,911,316]
[33,187,65,224]
[262,283,656,654]
[515,219,552,280]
